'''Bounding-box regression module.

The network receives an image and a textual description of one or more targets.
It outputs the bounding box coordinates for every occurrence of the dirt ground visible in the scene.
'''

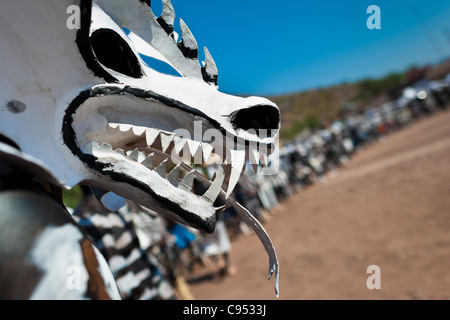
[186,108,450,300]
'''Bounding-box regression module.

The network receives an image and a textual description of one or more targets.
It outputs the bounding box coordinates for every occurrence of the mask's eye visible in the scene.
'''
[90,29,143,78]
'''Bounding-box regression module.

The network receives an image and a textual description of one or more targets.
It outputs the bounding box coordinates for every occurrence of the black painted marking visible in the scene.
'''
[0,134,21,151]
[177,42,198,60]
[6,100,26,114]
[140,0,151,7]
[156,16,174,36]
[201,66,218,86]
[90,29,143,78]
[75,0,118,83]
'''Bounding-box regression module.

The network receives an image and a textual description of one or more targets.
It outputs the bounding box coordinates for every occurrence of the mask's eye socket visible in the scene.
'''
[90,29,143,78]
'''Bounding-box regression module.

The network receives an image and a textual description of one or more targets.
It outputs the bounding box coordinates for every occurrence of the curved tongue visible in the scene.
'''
[230,199,280,298]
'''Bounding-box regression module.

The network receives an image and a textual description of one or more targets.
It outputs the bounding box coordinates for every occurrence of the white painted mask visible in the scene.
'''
[0,0,280,234]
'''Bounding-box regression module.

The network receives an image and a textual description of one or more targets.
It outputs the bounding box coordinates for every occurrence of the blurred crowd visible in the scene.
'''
[237,75,450,220]
[271,75,450,203]
[69,74,450,300]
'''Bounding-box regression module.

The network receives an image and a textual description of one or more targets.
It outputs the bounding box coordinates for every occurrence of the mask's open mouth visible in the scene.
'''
[63,85,279,296]
[63,86,270,232]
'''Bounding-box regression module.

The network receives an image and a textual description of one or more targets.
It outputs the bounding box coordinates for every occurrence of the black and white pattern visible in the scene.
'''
[73,188,175,300]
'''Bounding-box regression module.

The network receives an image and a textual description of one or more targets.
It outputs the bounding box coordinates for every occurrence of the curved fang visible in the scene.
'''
[230,199,280,298]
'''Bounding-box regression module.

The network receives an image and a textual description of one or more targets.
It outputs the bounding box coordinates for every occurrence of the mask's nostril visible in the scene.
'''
[230,105,280,135]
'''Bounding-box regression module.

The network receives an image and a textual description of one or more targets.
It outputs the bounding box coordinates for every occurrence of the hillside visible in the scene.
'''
[270,67,426,141]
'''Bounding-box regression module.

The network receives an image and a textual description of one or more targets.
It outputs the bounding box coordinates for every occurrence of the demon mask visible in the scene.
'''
[0,0,280,295]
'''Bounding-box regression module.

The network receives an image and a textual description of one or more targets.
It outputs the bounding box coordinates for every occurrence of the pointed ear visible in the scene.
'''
[156,0,176,36]
[202,47,218,86]
[177,18,198,59]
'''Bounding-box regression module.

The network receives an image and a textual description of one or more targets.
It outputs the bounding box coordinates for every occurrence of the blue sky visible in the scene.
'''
[151,0,450,96]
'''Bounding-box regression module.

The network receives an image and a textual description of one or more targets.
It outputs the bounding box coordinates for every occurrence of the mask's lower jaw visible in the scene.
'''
[72,141,218,232]
[88,167,280,298]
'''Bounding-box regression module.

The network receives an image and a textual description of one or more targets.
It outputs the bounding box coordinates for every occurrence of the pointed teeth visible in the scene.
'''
[94,142,112,153]
[84,139,99,154]
[137,151,147,162]
[126,148,139,161]
[118,124,132,132]
[155,158,168,177]
[112,148,125,156]
[84,140,129,158]
[126,148,146,162]
[167,164,181,186]
[153,153,166,167]
[225,149,246,199]
[131,126,147,136]
[187,140,202,159]
[107,123,120,134]
[227,168,243,199]
[202,144,214,163]
[145,129,176,154]
[160,132,174,153]
[146,128,160,147]
[179,18,198,58]
[141,153,155,169]
[179,169,196,192]
[107,123,146,137]
[173,136,187,155]
[202,166,225,203]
